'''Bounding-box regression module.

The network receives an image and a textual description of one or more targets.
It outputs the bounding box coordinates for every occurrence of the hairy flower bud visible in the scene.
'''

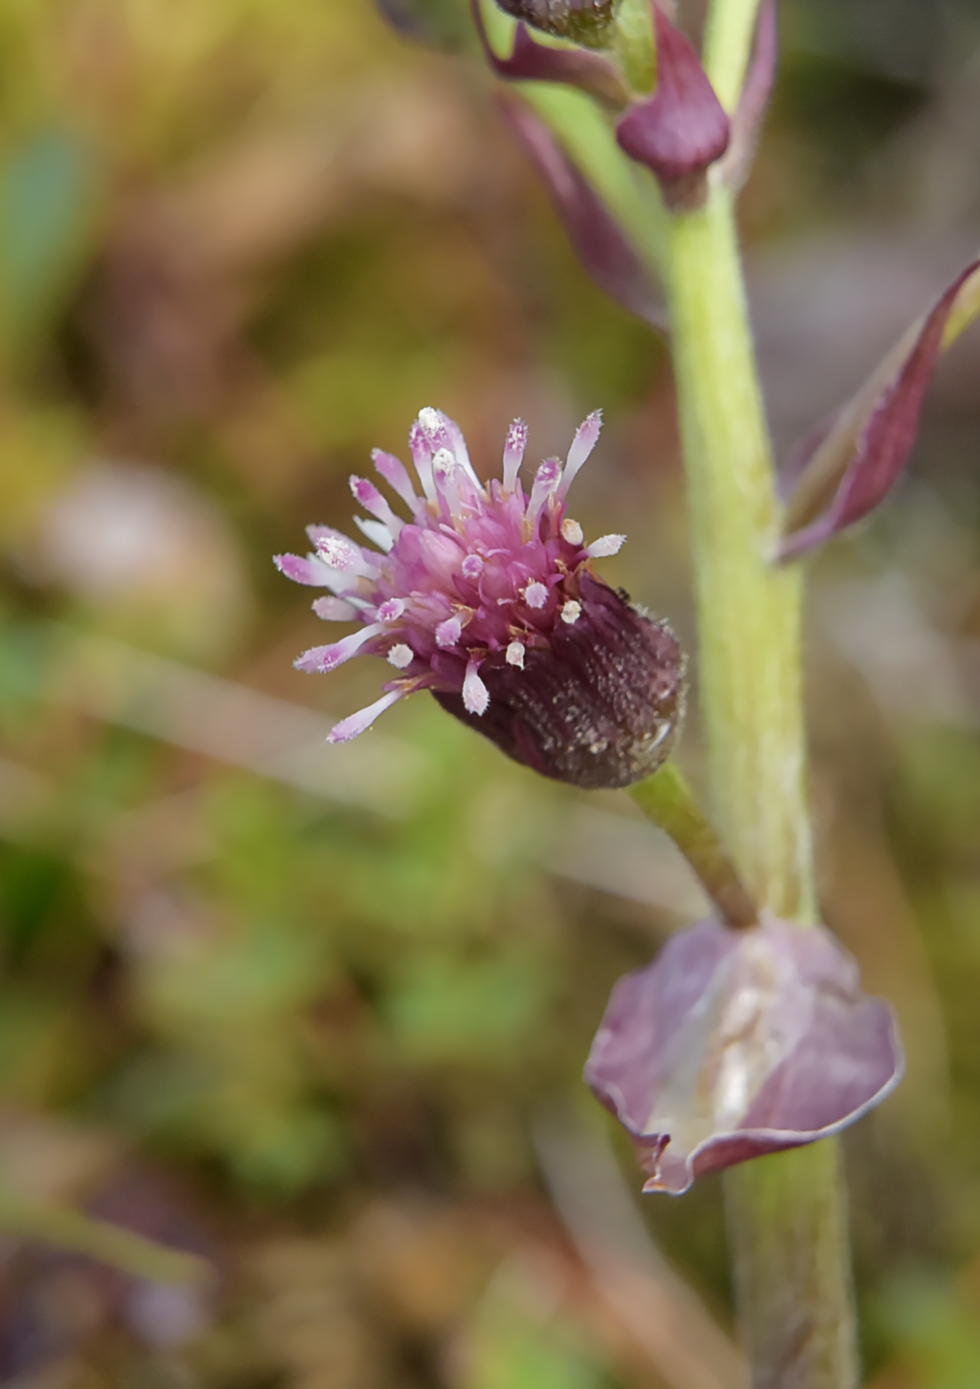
[434,572,683,788]
[276,408,686,788]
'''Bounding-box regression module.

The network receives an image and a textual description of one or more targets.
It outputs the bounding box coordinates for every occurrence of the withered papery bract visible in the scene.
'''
[585,916,904,1194]
[276,409,685,789]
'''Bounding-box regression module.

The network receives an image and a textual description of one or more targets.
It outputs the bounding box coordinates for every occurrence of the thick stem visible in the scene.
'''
[702,0,762,111]
[666,186,858,1388]
[668,191,812,917]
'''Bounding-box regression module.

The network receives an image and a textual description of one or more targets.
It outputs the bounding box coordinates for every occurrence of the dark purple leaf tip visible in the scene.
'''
[615,7,730,205]
[585,916,904,1194]
[780,259,980,561]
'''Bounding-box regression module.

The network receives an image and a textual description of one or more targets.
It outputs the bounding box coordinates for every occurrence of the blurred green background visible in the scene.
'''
[0,1,979,1385]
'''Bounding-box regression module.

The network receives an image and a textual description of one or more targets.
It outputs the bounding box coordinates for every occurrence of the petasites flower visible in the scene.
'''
[585,916,904,1195]
[276,408,685,789]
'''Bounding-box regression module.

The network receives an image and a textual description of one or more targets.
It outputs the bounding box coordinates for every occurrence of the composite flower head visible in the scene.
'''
[276,408,685,789]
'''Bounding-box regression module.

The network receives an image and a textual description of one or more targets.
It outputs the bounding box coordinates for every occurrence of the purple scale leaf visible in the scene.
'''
[471,0,630,109]
[780,258,980,561]
[585,915,904,1195]
[615,6,730,207]
[497,91,667,329]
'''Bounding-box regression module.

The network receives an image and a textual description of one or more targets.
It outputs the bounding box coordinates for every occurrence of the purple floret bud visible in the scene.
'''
[277,407,686,788]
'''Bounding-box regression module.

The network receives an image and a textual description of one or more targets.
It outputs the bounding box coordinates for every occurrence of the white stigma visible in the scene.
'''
[418,406,443,436]
[561,518,584,545]
[462,554,484,580]
[387,644,414,668]
[561,601,582,624]
[585,533,626,559]
[524,581,548,609]
[506,641,525,668]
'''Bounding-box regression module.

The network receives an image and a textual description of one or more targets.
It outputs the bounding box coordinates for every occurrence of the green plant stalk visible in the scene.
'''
[630,762,758,928]
[612,0,657,95]
[702,0,763,111]
[666,186,858,1387]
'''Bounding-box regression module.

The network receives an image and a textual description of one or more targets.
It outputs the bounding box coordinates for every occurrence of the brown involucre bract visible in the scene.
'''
[435,571,685,789]
[493,0,620,49]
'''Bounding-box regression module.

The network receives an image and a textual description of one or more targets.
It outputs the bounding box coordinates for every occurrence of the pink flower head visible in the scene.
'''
[276,407,685,788]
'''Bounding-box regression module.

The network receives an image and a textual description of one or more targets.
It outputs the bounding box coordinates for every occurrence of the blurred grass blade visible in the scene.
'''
[0,1187,210,1286]
[0,131,100,368]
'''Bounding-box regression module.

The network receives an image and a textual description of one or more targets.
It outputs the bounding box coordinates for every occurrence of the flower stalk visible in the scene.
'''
[666,125,858,1389]
[630,762,757,929]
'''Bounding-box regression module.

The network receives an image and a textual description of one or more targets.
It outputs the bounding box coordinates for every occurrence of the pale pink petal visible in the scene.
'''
[274,553,343,588]
[372,449,419,509]
[294,624,382,674]
[315,532,380,577]
[502,418,528,492]
[327,689,404,743]
[313,596,360,621]
[433,409,481,487]
[408,418,438,502]
[525,457,562,534]
[351,475,403,535]
[557,410,602,501]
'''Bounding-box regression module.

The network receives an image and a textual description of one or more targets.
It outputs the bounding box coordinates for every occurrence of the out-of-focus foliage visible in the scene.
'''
[0,0,978,1384]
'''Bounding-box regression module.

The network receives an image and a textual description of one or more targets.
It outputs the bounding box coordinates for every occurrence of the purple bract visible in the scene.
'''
[615,6,730,206]
[496,92,667,329]
[276,409,685,787]
[586,916,904,1194]
[779,258,980,560]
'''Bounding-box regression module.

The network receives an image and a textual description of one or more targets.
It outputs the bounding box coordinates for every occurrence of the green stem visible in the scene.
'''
[612,0,657,95]
[667,190,812,917]
[630,762,757,928]
[666,187,858,1387]
[702,0,762,112]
